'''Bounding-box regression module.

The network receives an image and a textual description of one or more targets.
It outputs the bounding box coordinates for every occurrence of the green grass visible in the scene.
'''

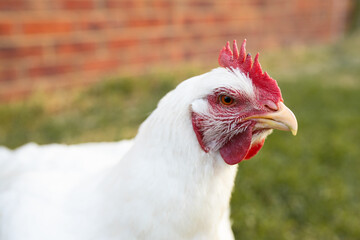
[1,33,360,239]
[0,72,189,147]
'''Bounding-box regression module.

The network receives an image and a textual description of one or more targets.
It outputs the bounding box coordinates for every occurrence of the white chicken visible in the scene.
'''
[0,40,297,240]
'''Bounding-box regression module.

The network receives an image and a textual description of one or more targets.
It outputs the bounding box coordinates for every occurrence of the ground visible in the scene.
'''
[0,32,359,240]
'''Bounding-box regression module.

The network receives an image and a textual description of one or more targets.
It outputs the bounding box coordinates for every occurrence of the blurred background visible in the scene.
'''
[0,0,355,99]
[1,0,360,239]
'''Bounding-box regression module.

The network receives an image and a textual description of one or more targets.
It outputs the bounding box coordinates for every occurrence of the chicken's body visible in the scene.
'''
[0,141,234,240]
[0,69,239,240]
[0,41,297,240]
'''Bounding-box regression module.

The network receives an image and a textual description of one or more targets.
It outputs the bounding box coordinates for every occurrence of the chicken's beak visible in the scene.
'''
[246,102,298,136]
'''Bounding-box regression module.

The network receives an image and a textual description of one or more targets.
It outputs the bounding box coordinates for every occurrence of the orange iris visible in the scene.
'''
[219,95,234,106]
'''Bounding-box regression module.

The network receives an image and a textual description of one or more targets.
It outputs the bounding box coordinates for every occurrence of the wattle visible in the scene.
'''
[219,124,264,165]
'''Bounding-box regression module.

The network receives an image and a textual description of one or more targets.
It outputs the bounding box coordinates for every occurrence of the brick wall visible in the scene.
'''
[0,0,353,100]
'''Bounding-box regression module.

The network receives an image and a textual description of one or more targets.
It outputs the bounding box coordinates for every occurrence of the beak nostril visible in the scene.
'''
[264,100,278,111]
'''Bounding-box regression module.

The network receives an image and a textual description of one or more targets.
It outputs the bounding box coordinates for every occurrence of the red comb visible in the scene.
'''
[218,40,283,103]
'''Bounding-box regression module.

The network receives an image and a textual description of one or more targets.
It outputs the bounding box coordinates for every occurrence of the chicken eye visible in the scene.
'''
[219,95,234,106]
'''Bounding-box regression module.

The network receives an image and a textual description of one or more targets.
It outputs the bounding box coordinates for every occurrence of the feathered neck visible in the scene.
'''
[97,70,239,238]
[133,73,216,168]
[128,70,239,187]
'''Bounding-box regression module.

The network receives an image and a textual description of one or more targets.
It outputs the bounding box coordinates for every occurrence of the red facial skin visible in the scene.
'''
[192,87,278,165]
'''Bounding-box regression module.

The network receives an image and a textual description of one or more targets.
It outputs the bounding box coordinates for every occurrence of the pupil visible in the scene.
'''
[224,96,231,103]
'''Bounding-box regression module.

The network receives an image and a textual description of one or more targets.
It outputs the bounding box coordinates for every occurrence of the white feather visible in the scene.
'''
[0,67,257,240]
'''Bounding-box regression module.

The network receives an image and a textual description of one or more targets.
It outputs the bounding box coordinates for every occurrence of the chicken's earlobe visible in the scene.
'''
[191,112,209,153]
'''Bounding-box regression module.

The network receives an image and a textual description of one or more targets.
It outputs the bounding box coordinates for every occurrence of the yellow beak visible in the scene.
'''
[245,102,298,136]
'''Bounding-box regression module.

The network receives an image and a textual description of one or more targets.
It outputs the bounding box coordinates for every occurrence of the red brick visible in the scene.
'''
[108,38,139,49]
[55,42,97,54]
[0,69,17,82]
[0,46,43,59]
[83,59,120,71]
[0,0,29,11]
[296,0,322,12]
[183,15,226,25]
[0,22,13,35]
[62,0,94,10]
[79,20,108,31]
[105,0,136,8]
[124,52,162,65]
[187,0,215,8]
[151,0,173,9]
[27,64,74,77]
[127,17,166,28]
[23,21,73,34]
[0,0,353,101]
[148,36,176,45]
